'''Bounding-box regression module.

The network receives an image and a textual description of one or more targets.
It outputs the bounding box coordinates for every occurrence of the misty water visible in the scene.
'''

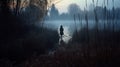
[43,20,120,43]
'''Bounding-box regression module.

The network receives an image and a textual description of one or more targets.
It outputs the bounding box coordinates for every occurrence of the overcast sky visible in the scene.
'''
[54,0,120,14]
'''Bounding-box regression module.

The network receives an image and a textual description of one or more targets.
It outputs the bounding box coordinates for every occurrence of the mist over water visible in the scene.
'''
[43,20,120,42]
[43,20,94,43]
[44,20,120,30]
[44,20,73,43]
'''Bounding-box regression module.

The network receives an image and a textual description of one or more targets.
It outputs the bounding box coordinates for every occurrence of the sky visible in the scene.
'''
[54,0,120,14]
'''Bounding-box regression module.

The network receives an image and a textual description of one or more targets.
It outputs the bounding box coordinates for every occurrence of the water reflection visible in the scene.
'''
[58,26,72,44]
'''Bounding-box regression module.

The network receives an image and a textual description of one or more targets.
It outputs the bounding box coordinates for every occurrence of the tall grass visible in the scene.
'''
[112,0,115,33]
[73,14,78,37]
[78,14,83,30]
[85,0,89,43]
[92,0,99,44]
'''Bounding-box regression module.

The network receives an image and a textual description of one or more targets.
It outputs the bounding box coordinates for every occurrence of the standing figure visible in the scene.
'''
[60,25,64,40]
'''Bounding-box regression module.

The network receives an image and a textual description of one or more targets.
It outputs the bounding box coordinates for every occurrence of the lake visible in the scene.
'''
[43,20,120,43]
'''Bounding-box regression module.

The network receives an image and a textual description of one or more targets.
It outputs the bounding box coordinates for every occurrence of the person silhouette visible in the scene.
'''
[60,25,64,40]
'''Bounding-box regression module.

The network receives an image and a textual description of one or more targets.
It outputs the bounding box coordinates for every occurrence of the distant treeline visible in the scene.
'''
[47,5,120,20]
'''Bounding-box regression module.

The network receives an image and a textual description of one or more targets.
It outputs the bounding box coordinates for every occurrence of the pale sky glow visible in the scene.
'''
[54,0,120,14]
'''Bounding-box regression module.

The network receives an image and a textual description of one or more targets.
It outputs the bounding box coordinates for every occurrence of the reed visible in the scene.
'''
[85,0,89,43]
[92,0,99,44]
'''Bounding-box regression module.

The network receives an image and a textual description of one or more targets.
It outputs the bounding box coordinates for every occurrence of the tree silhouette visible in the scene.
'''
[0,0,56,60]
[49,4,59,19]
[68,4,81,16]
